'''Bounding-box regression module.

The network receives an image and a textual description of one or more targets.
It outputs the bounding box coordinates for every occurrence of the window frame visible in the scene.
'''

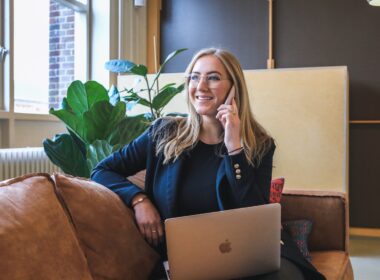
[0,0,91,119]
[0,0,3,110]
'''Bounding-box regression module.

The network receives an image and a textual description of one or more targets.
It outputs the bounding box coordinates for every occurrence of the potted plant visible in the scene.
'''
[43,48,187,177]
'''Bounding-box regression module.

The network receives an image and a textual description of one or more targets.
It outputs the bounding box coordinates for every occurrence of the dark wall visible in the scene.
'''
[274,0,380,120]
[161,0,380,228]
[350,125,380,228]
[161,0,269,72]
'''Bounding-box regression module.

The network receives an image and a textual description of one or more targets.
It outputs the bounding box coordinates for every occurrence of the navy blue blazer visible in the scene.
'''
[91,120,275,219]
[91,119,325,279]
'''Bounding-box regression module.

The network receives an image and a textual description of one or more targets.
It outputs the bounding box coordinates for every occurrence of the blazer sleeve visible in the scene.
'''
[221,141,276,208]
[90,127,151,207]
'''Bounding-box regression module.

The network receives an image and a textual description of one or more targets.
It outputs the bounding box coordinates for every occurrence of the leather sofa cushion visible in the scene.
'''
[52,173,159,280]
[311,251,353,280]
[0,174,93,280]
[281,191,347,251]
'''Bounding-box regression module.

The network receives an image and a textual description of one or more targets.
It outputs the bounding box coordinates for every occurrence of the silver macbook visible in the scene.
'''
[165,203,281,280]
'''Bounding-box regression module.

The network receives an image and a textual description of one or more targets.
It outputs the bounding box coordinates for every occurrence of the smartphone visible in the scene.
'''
[224,86,235,105]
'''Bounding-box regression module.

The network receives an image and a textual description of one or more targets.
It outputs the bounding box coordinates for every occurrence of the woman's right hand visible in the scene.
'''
[132,195,164,247]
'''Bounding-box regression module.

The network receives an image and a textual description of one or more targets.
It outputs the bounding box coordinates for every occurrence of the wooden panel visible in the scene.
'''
[350,227,380,238]
[147,0,161,73]
[349,124,380,228]
[119,66,348,192]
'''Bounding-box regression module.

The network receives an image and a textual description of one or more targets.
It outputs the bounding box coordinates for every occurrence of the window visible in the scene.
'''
[0,0,5,111]
[0,0,134,148]
[10,0,89,114]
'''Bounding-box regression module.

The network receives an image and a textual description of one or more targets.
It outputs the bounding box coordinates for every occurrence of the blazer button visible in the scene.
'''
[235,169,241,174]
[236,174,242,180]
[234,163,240,169]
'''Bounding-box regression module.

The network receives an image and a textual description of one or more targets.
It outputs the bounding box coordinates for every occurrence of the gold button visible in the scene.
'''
[236,174,242,180]
[234,163,240,169]
[235,169,241,174]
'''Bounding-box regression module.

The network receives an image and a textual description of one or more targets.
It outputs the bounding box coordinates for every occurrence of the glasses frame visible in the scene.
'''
[186,73,231,89]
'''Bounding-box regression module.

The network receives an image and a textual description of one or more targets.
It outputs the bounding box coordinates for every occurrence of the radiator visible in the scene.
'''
[0,147,61,181]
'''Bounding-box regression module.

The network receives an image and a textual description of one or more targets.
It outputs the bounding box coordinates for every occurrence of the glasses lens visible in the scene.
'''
[187,74,224,89]
[207,74,221,89]
[188,74,199,87]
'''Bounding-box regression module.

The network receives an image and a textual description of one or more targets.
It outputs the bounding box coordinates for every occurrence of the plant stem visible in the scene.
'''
[156,77,160,118]
[144,76,156,119]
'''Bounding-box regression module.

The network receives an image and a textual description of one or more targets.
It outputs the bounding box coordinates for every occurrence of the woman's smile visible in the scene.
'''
[195,94,214,101]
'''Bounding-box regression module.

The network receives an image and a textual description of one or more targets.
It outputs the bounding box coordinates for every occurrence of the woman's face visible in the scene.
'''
[188,55,232,117]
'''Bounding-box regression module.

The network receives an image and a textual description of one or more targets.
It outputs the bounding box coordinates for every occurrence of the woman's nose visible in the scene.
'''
[197,77,209,91]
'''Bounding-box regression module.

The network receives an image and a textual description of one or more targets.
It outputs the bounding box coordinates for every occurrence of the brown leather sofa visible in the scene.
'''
[0,172,353,280]
[281,190,354,280]
[0,173,159,280]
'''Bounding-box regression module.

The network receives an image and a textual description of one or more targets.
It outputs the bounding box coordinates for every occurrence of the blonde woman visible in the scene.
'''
[92,48,325,280]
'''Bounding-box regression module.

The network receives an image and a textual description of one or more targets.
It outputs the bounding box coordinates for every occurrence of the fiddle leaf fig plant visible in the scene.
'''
[43,48,187,178]
[105,48,187,119]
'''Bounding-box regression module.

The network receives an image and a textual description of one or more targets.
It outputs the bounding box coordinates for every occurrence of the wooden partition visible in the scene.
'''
[118,66,348,192]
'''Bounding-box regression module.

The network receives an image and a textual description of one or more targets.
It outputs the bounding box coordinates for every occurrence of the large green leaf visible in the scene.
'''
[108,85,120,106]
[159,48,188,74]
[43,133,90,177]
[62,97,72,111]
[108,114,150,146]
[152,83,185,110]
[66,81,88,115]
[49,108,86,143]
[67,127,87,157]
[66,80,108,116]
[85,81,109,108]
[86,140,113,172]
[123,91,151,108]
[131,65,148,76]
[151,48,187,89]
[105,60,136,73]
[84,101,126,143]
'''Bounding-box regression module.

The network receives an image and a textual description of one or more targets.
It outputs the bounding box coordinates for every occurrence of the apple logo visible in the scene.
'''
[219,239,232,253]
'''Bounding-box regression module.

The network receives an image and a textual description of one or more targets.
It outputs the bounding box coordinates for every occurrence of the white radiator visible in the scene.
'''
[0,147,61,181]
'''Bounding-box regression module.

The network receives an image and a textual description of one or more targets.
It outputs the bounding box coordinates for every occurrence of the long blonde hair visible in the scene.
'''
[153,48,272,165]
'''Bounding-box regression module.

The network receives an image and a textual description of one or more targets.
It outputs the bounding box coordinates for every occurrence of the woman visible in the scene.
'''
[91,48,325,280]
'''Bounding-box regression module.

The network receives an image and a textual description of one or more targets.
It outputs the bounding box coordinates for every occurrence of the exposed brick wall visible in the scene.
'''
[49,1,75,109]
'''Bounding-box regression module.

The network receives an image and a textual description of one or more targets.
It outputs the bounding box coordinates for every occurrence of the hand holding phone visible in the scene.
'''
[221,85,240,151]
[224,86,235,105]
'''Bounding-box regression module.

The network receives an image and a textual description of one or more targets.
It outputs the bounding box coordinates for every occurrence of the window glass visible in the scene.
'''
[14,0,87,114]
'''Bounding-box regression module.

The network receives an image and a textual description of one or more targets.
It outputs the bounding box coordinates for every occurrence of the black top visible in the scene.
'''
[177,141,223,217]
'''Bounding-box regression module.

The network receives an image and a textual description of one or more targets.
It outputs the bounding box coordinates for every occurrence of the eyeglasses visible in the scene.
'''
[186,73,230,89]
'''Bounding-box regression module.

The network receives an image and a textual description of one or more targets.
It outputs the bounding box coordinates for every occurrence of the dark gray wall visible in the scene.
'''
[274,0,380,120]
[160,0,380,228]
[161,0,268,72]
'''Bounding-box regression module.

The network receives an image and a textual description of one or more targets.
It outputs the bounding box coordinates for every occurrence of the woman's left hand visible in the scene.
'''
[216,98,242,152]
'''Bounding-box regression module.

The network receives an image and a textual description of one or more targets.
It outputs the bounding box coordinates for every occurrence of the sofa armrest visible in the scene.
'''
[281,190,349,252]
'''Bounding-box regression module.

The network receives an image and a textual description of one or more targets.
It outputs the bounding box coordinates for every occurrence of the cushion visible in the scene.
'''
[269,177,285,203]
[281,191,347,251]
[0,173,93,280]
[52,173,159,280]
[282,219,313,261]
